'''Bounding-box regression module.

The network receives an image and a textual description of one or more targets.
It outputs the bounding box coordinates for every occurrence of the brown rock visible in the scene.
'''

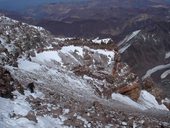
[52,107,63,118]
[25,111,37,123]
[115,82,141,101]
[143,78,165,103]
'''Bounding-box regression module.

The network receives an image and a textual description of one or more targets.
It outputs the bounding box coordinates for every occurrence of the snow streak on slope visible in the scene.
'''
[161,70,170,79]
[119,30,141,53]
[165,51,170,59]
[142,63,170,79]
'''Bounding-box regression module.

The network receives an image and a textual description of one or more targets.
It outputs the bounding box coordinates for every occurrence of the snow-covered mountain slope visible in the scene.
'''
[0,15,170,127]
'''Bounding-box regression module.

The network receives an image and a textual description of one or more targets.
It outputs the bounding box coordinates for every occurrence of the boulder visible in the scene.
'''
[115,82,141,101]
[0,67,24,98]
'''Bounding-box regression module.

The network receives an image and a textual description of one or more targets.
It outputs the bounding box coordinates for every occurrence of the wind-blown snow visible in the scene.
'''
[142,63,170,79]
[92,37,112,44]
[165,51,170,59]
[161,70,170,79]
[112,90,168,111]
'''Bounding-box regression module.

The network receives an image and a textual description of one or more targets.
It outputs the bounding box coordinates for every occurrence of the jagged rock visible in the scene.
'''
[25,111,37,123]
[143,78,165,103]
[52,107,63,118]
[73,65,91,76]
[27,82,35,93]
[0,67,24,98]
[0,67,14,98]
[115,82,141,101]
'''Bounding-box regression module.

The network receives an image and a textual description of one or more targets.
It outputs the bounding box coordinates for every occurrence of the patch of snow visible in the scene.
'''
[92,37,112,44]
[118,30,141,53]
[30,25,45,31]
[24,90,45,99]
[83,75,93,81]
[63,109,70,114]
[85,47,115,64]
[165,51,170,59]
[161,70,170,79]
[162,98,170,104]
[77,115,89,127]
[32,51,62,64]
[118,30,141,46]
[55,37,73,41]
[36,115,67,128]
[122,122,127,126]
[17,59,42,72]
[119,44,131,53]
[111,93,145,110]
[0,89,69,128]
[61,45,83,57]
[142,35,146,41]
[142,64,170,79]
[111,90,168,111]
[138,90,169,111]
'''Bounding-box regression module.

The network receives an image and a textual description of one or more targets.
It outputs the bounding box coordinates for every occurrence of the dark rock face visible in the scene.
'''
[27,82,35,93]
[0,67,14,98]
[142,78,165,103]
[121,21,170,77]
[120,21,170,99]
[0,67,24,98]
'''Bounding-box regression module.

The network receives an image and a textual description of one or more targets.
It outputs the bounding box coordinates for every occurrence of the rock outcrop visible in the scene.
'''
[0,67,24,98]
